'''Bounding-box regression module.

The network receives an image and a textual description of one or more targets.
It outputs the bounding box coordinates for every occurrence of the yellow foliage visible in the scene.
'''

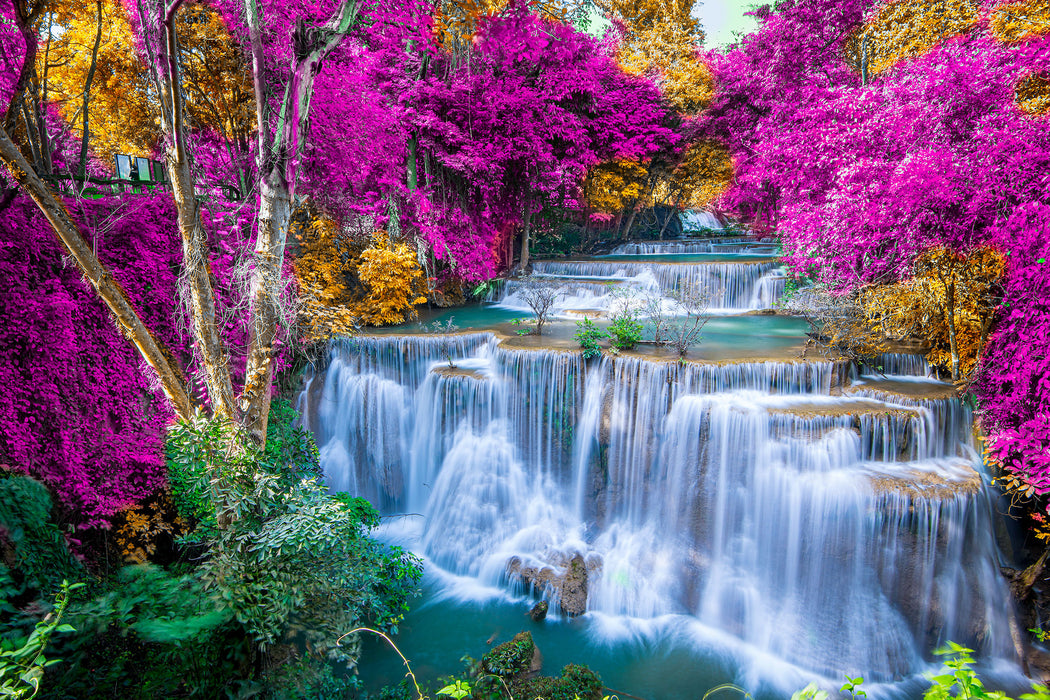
[861,246,1005,380]
[653,140,733,211]
[1016,70,1050,114]
[114,493,185,564]
[294,215,363,340]
[294,217,428,337]
[176,5,256,154]
[584,160,649,214]
[599,0,712,114]
[854,0,979,76]
[354,235,430,326]
[990,0,1050,42]
[44,0,253,167]
[44,0,158,162]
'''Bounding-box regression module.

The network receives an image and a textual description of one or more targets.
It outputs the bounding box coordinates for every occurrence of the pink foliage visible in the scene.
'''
[705,0,1050,490]
[0,195,181,527]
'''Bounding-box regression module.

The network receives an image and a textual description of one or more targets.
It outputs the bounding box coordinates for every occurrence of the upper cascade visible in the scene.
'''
[492,250,787,314]
[302,334,1016,683]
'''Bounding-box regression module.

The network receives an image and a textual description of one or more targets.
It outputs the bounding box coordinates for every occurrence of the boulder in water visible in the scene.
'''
[529,600,548,622]
[561,553,589,617]
[507,553,591,617]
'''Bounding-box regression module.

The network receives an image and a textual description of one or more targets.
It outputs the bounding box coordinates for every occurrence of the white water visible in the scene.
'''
[302,332,1018,687]
[493,259,786,314]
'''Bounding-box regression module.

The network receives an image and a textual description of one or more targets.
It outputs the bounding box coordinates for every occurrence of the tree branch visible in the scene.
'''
[0,124,194,419]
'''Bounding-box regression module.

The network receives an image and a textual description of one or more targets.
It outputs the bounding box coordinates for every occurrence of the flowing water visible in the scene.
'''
[302,243,1023,698]
[492,255,786,314]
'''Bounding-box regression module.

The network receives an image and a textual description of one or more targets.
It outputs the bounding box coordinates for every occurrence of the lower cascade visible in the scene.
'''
[300,334,1018,686]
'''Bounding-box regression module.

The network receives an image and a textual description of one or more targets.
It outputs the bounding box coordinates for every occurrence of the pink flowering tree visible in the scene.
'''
[704,0,1050,500]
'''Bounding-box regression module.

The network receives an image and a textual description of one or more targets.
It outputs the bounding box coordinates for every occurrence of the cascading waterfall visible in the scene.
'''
[494,260,785,312]
[304,332,1018,685]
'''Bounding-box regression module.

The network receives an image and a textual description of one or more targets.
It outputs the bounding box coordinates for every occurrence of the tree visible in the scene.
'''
[862,246,1005,382]
[0,0,387,446]
[519,274,559,335]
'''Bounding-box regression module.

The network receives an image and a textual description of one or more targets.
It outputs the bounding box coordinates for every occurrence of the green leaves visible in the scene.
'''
[163,399,422,665]
[437,679,473,699]
[791,683,829,700]
[574,317,607,358]
[841,675,866,699]
[0,580,82,700]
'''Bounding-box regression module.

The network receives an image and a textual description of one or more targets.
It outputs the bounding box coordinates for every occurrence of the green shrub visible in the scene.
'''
[165,403,422,663]
[608,316,643,350]
[0,475,83,599]
[510,663,602,700]
[574,318,607,359]
[481,631,534,677]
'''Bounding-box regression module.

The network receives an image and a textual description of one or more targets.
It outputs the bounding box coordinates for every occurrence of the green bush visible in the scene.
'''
[481,631,534,677]
[0,476,83,600]
[165,401,422,663]
[510,663,603,700]
[574,318,607,359]
[608,316,643,350]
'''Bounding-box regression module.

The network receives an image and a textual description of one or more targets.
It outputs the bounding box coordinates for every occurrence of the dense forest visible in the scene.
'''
[1,0,1049,697]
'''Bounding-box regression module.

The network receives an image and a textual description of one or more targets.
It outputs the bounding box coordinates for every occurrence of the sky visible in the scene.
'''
[583,0,760,49]
[694,0,760,49]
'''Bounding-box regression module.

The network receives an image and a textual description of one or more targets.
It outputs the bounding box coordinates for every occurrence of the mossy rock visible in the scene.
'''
[482,631,535,678]
[509,664,602,700]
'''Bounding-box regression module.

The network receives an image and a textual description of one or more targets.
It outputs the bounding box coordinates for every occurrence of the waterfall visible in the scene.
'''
[494,260,785,312]
[306,334,1017,682]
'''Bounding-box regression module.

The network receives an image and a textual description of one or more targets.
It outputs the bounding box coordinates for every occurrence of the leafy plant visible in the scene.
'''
[791,683,829,700]
[606,289,643,350]
[842,675,866,699]
[923,642,1008,700]
[0,580,82,699]
[437,679,473,699]
[511,317,538,336]
[574,318,607,359]
[608,316,643,350]
[482,631,535,677]
[165,401,422,664]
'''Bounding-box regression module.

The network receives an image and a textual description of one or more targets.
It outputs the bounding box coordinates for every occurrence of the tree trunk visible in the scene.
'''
[621,206,639,241]
[406,134,418,192]
[860,33,870,87]
[239,0,364,444]
[78,0,104,179]
[519,203,533,271]
[152,3,238,420]
[0,125,194,418]
[2,0,43,134]
[945,276,960,381]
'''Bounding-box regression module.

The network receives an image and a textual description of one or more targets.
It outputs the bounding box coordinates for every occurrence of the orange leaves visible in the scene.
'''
[43,0,253,166]
[990,0,1050,43]
[584,159,648,214]
[294,216,428,338]
[113,492,185,563]
[858,0,979,76]
[44,0,158,162]
[293,214,361,339]
[1016,70,1050,114]
[655,140,733,211]
[176,5,256,148]
[861,246,1006,379]
[600,0,711,115]
[355,234,429,326]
